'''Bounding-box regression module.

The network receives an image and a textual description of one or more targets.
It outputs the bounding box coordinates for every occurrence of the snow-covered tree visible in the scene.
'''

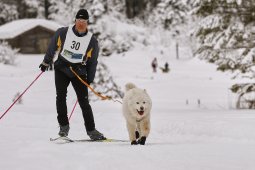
[105,0,125,14]
[48,0,82,25]
[192,0,255,73]
[89,62,124,101]
[191,0,255,108]
[0,41,19,65]
[231,83,255,109]
[147,0,189,30]
[18,0,40,18]
[0,3,18,25]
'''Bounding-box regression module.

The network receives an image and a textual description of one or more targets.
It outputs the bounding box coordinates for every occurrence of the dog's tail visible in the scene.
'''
[125,83,136,91]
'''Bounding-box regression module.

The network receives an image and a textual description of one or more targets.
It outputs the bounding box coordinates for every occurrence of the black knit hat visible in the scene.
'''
[75,9,89,20]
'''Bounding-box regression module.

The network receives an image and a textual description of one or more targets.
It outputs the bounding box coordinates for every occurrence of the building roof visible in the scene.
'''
[0,19,63,39]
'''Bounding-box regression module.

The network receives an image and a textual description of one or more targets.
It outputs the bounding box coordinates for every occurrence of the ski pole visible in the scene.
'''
[0,71,44,120]
[68,99,78,121]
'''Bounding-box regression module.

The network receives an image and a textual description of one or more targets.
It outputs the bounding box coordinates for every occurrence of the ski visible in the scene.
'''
[74,138,129,143]
[50,136,75,143]
[50,136,128,144]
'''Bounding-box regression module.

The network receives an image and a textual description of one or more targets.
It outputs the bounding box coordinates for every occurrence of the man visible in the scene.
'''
[39,9,106,140]
[151,57,158,73]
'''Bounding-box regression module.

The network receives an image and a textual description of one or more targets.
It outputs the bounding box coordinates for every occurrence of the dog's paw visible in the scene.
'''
[138,136,146,145]
[135,131,140,139]
[131,140,138,145]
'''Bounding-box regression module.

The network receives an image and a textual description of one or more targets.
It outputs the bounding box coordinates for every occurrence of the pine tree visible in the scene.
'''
[0,41,18,65]
[48,0,82,25]
[191,0,255,109]
[0,3,18,25]
[147,0,189,30]
[89,62,124,101]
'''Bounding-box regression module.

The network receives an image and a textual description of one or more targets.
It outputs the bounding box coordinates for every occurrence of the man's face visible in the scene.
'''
[75,19,88,32]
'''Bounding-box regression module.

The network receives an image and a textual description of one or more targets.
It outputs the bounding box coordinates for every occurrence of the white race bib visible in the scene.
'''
[61,25,92,63]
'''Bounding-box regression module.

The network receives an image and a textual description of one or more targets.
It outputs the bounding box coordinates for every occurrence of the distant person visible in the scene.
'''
[151,57,158,73]
[162,62,170,73]
[39,9,106,140]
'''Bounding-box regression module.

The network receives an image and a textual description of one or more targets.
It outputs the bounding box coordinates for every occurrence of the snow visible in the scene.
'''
[198,14,223,30]
[1,43,255,169]
[0,19,62,39]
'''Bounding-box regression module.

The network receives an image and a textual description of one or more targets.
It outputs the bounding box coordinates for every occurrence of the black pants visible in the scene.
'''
[55,69,95,132]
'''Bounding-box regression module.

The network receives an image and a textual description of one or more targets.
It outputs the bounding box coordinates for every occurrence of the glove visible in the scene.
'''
[39,62,49,72]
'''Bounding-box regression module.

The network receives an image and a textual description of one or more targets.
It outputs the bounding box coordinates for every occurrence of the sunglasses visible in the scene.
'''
[76,19,88,23]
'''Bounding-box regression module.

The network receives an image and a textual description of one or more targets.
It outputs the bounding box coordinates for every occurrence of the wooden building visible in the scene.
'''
[0,19,62,54]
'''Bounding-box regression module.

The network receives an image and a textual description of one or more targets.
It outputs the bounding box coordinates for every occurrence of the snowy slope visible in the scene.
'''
[1,44,255,170]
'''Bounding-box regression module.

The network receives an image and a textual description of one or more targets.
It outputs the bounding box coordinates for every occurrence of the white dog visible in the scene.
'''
[122,83,152,145]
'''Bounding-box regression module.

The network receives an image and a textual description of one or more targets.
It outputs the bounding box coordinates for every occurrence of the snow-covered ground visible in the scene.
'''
[1,45,255,170]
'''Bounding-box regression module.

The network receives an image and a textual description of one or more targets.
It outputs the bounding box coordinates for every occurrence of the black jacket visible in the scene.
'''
[43,25,99,84]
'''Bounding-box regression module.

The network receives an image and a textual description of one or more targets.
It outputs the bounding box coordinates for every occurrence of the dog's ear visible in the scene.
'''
[144,89,147,93]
